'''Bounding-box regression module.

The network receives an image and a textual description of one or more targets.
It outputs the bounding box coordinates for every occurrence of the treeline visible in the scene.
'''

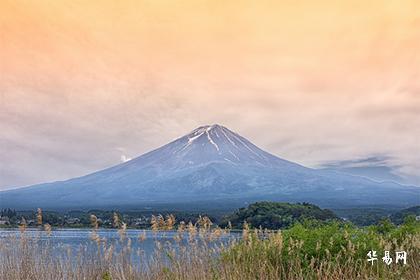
[0,208,220,228]
[1,203,418,229]
[333,205,420,226]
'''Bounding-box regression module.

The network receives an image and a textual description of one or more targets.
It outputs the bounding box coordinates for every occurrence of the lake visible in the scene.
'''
[0,228,239,266]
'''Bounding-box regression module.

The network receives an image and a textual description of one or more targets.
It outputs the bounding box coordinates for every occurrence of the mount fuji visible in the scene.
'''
[0,125,418,209]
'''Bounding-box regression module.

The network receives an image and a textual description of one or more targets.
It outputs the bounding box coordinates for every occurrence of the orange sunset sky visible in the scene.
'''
[0,0,419,189]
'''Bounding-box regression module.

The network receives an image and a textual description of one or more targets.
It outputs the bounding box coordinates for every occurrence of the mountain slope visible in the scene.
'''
[1,125,419,209]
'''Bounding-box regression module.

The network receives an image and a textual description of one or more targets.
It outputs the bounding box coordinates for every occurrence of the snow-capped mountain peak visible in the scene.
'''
[156,124,295,168]
[1,125,418,209]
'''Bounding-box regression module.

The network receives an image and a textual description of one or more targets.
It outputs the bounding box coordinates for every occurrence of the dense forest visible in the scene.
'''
[221,202,338,229]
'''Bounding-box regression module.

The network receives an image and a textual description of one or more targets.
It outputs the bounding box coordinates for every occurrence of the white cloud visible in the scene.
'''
[120,155,132,163]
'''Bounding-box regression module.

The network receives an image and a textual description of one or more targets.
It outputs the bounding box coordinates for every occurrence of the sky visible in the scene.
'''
[1,0,419,190]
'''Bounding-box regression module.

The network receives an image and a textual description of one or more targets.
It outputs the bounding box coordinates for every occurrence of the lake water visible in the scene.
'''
[0,228,238,265]
[1,228,183,253]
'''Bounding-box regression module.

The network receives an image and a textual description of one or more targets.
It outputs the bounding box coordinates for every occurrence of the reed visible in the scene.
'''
[0,209,418,280]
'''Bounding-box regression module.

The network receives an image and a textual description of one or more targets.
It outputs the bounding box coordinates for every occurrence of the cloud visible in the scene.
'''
[120,155,132,163]
[318,156,416,185]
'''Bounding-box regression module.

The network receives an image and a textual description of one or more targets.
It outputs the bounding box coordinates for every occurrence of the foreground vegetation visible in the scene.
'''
[0,207,419,280]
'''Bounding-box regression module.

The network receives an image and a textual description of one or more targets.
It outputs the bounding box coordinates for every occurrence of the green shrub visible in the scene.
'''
[221,218,420,279]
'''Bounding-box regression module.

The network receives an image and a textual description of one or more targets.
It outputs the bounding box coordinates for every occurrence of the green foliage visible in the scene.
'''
[222,218,420,279]
[390,206,420,225]
[221,201,339,229]
[333,207,394,226]
[334,206,420,226]
[101,271,112,280]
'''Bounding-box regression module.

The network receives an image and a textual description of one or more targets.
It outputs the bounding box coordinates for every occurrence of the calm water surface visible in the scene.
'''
[0,228,239,264]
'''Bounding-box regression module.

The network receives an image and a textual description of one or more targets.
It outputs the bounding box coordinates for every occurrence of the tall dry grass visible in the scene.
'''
[0,210,418,280]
